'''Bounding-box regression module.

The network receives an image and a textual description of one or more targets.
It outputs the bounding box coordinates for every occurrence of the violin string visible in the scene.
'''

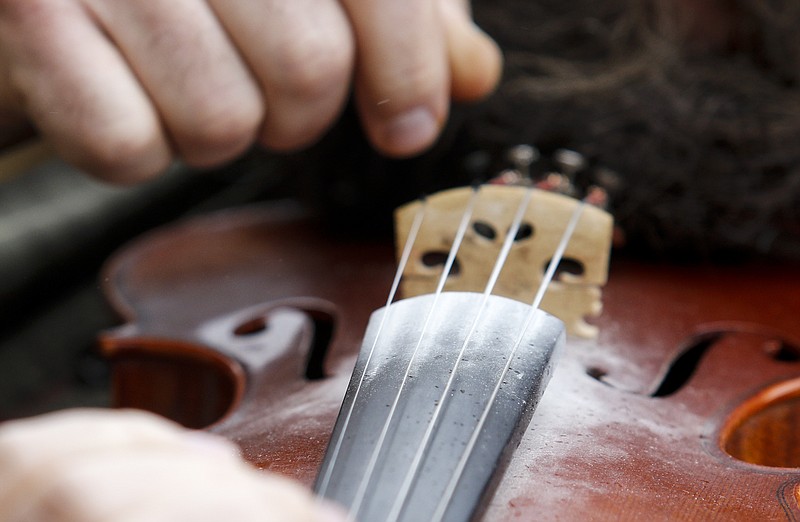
[384,187,535,522]
[531,201,586,311]
[315,201,427,498]
[345,187,480,522]
[430,199,587,522]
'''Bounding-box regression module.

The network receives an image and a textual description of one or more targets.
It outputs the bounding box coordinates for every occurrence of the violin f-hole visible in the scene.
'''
[230,304,336,381]
[586,327,800,399]
[764,339,800,362]
[651,332,724,398]
[299,308,336,381]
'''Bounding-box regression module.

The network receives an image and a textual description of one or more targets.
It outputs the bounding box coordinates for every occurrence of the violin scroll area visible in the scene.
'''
[394,185,613,338]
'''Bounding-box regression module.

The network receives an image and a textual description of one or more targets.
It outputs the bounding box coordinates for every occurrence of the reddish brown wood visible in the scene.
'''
[100,203,800,520]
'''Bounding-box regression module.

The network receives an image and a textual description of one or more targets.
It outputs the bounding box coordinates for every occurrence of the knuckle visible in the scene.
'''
[91,133,152,171]
[176,93,262,164]
[76,122,169,182]
[273,33,353,100]
[258,92,343,152]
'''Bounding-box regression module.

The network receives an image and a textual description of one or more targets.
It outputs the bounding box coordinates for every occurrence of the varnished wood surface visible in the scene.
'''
[100,203,800,520]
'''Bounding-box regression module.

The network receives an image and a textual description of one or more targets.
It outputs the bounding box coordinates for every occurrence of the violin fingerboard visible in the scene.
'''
[315,292,564,522]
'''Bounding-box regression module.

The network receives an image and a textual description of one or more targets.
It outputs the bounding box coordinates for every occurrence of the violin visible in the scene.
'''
[98,184,800,520]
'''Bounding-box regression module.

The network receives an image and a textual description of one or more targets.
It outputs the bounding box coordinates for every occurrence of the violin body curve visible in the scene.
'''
[100,202,800,521]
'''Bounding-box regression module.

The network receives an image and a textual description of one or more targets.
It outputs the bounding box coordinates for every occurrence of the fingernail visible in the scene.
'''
[380,107,439,157]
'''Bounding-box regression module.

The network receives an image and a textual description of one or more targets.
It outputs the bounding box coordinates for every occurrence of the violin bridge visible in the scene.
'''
[394,185,614,338]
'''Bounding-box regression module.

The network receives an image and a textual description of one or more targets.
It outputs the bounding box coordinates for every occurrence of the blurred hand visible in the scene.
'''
[0,409,345,522]
[0,0,501,182]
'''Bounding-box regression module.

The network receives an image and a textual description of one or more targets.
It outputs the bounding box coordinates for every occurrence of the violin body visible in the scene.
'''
[100,202,800,520]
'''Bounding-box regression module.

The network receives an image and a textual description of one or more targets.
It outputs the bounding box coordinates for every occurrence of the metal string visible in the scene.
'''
[384,187,535,522]
[315,200,427,498]
[430,199,587,522]
[531,202,586,310]
[345,187,481,522]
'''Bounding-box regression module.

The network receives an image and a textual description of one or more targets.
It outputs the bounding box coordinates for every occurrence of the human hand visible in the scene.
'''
[0,409,345,522]
[0,0,501,183]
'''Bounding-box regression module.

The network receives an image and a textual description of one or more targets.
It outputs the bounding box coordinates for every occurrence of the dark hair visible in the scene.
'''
[467,0,800,260]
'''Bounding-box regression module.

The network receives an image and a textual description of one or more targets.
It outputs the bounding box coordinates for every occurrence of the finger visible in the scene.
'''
[341,0,450,158]
[82,0,264,168]
[0,409,191,477]
[207,0,355,151]
[0,409,193,520]
[439,0,503,101]
[0,0,171,182]
[0,409,344,522]
[10,451,317,522]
